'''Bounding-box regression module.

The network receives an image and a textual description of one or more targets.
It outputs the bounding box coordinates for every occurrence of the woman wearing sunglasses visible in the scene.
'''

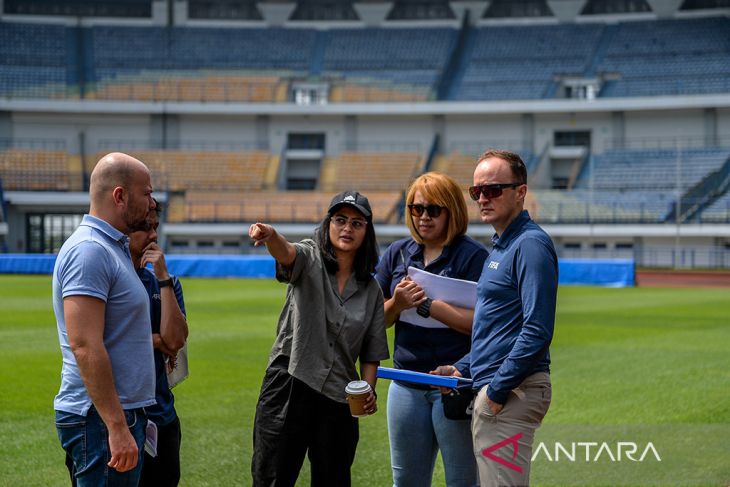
[374,172,488,487]
[249,191,389,487]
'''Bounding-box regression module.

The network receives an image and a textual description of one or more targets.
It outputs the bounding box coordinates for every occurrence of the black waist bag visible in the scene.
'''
[442,387,474,420]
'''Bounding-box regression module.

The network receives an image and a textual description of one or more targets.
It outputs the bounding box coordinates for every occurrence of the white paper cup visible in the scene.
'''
[345,380,375,417]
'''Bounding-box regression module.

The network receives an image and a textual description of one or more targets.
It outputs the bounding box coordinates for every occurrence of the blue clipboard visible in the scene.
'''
[377,366,472,389]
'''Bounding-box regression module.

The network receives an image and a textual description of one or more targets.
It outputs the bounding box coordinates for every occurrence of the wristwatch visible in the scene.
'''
[158,278,173,288]
[416,298,433,318]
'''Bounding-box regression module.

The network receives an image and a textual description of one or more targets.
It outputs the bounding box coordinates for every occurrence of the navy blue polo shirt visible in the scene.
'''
[455,211,558,404]
[375,235,489,383]
[138,268,187,425]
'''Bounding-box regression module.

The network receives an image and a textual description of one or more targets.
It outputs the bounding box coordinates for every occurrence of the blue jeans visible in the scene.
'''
[387,381,478,487]
[56,406,147,487]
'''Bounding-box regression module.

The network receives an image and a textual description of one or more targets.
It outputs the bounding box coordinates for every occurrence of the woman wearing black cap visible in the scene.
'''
[248,191,389,487]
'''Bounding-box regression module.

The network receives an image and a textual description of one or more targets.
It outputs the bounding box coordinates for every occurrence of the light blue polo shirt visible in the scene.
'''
[52,215,156,416]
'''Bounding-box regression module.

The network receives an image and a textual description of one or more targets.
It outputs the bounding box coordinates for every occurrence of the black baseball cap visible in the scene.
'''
[327,191,372,219]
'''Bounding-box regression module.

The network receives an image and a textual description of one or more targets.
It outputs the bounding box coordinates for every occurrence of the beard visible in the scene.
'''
[123,207,150,234]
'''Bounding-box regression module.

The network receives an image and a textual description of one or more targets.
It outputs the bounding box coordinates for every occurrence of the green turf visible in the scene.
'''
[0,276,728,486]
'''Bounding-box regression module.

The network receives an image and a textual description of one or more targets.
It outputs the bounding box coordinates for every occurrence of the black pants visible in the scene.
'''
[140,416,182,487]
[251,358,359,487]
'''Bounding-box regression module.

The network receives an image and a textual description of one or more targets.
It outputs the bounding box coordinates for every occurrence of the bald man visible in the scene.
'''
[53,153,158,486]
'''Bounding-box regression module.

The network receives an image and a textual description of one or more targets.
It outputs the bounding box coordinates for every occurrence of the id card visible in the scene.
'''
[144,420,158,457]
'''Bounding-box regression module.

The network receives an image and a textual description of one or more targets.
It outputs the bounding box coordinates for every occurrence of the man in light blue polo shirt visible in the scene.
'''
[433,149,558,486]
[53,152,157,486]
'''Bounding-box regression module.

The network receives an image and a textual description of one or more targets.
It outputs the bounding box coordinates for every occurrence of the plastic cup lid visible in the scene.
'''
[345,380,371,395]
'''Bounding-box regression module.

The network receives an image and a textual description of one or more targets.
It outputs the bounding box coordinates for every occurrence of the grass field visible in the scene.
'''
[1,275,729,486]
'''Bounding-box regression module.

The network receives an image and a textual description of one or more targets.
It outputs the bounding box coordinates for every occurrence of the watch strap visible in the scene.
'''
[416,297,433,318]
[158,278,173,288]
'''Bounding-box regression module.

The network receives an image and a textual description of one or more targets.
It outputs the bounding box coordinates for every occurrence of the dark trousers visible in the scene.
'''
[251,359,359,487]
[139,416,182,487]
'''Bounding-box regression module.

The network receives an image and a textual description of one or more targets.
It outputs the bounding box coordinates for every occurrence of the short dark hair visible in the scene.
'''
[314,214,379,282]
[477,149,527,184]
[152,197,163,217]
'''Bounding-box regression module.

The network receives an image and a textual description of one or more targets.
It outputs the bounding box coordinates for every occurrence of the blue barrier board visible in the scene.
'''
[377,366,472,388]
[0,254,634,287]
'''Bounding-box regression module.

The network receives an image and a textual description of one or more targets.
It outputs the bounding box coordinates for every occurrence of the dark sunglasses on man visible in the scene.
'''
[468,183,523,201]
[408,204,446,218]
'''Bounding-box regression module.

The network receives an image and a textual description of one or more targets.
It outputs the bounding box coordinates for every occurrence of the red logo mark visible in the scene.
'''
[481,432,524,474]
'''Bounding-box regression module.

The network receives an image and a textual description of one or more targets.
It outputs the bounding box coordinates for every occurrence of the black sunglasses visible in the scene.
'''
[468,183,522,201]
[408,204,446,218]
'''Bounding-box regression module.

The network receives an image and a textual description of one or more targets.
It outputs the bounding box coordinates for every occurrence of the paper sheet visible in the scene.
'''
[167,342,189,389]
[400,266,477,329]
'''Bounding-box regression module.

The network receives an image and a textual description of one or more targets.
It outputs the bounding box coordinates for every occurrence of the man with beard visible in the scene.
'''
[53,152,158,486]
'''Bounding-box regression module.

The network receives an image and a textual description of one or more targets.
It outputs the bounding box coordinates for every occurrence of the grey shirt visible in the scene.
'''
[270,239,389,403]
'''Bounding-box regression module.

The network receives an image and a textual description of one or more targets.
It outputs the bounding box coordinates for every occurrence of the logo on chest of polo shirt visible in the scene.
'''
[152,293,161,301]
[488,261,500,270]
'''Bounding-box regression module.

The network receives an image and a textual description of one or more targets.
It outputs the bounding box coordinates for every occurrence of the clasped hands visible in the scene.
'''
[392,277,428,312]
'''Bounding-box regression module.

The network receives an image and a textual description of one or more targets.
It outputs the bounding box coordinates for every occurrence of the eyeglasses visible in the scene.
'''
[468,183,523,201]
[408,204,446,218]
[331,215,367,230]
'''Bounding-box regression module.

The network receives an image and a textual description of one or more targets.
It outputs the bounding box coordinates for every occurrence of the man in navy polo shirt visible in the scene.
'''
[433,149,558,486]
[130,200,188,487]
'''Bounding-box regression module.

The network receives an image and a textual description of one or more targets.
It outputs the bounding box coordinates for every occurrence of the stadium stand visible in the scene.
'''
[482,0,553,18]
[321,28,456,101]
[0,148,72,191]
[575,148,730,192]
[581,0,652,14]
[181,190,402,223]
[524,146,730,223]
[2,16,729,102]
[188,0,263,20]
[679,0,730,10]
[530,189,674,223]
[2,9,730,232]
[0,22,72,99]
[701,190,730,223]
[3,0,152,17]
[597,18,730,97]
[387,0,457,20]
[87,26,313,102]
[90,150,271,193]
[321,151,423,192]
[290,0,359,21]
[453,24,604,100]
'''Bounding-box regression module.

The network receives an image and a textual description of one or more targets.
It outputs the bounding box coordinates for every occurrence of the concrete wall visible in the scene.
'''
[442,114,524,152]
[624,109,707,144]
[11,113,151,154]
